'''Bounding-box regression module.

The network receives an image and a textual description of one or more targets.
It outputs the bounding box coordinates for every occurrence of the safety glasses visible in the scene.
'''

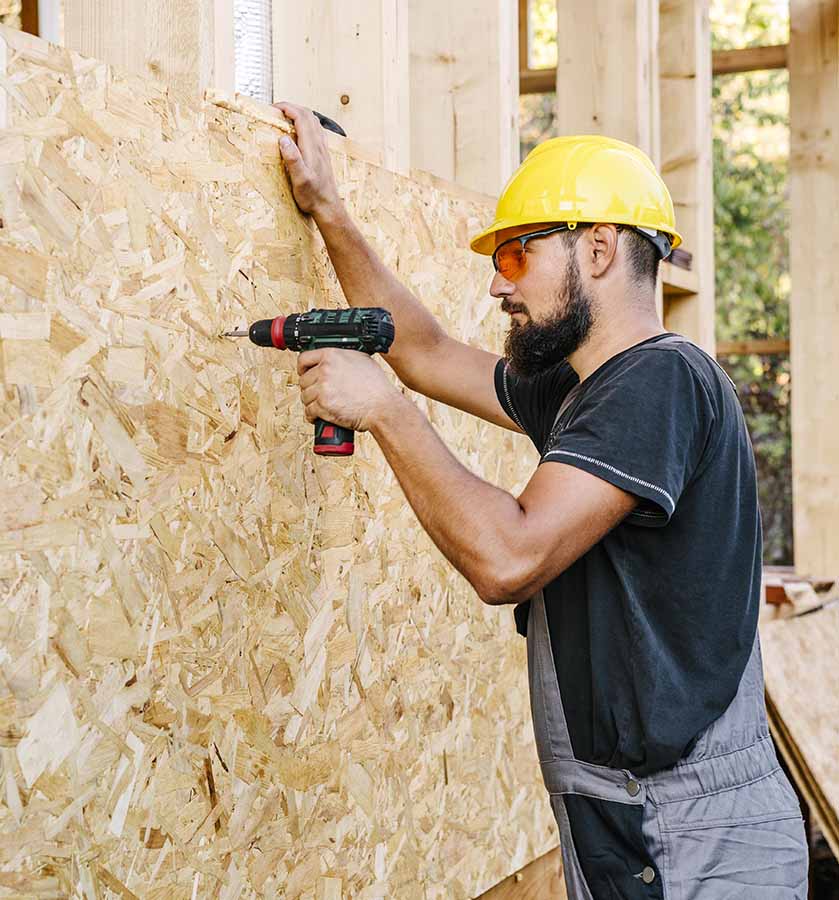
[492,224,574,281]
[491,223,672,280]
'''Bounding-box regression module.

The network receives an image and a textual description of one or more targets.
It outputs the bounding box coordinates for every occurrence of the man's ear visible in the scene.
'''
[587,224,620,278]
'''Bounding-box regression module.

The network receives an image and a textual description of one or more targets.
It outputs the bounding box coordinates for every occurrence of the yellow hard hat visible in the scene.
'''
[470,134,682,258]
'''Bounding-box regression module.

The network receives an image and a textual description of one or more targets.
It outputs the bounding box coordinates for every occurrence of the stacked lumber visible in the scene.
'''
[0,25,555,899]
[760,590,839,860]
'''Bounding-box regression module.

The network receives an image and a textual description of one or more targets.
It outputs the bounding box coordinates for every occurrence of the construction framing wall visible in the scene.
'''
[0,25,558,898]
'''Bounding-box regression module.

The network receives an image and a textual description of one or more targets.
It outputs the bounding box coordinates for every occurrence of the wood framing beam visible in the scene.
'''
[519,44,790,97]
[63,0,234,96]
[712,43,788,75]
[555,0,660,163]
[409,0,519,194]
[716,337,790,355]
[555,0,662,314]
[272,0,410,174]
[659,0,715,354]
[520,68,554,95]
[20,0,37,35]
[788,0,839,576]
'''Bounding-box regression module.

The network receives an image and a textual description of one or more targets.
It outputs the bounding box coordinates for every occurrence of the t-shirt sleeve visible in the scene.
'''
[494,357,579,451]
[540,348,716,526]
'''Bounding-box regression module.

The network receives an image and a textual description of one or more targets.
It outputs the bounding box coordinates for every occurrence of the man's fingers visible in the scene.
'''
[279,135,303,168]
[297,349,324,375]
[273,101,323,157]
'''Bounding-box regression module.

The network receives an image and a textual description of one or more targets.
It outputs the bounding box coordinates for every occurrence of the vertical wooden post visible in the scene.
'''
[20,0,38,36]
[409,0,519,195]
[554,0,663,315]
[659,0,715,353]
[272,0,410,174]
[554,0,660,162]
[63,0,234,96]
[789,0,839,576]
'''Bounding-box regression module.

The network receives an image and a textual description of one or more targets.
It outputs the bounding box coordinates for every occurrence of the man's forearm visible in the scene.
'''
[314,205,446,380]
[370,393,524,603]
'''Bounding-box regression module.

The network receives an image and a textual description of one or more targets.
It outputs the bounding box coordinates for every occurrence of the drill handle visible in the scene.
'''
[314,419,355,457]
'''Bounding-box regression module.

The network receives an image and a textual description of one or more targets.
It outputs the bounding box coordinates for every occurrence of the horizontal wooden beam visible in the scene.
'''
[519,67,554,95]
[712,43,788,76]
[715,337,790,355]
[519,43,789,96]
[661,261,699,297]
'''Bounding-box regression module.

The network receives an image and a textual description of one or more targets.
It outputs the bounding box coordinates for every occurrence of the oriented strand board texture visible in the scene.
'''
[0,26,556,900]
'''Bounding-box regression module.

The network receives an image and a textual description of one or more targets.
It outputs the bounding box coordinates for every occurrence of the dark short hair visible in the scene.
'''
[559,224,660,288]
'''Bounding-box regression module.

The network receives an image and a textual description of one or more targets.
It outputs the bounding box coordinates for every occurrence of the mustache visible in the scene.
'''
[501,300,528,315]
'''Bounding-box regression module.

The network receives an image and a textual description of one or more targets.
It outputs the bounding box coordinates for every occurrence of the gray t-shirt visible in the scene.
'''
[494,332,762,776]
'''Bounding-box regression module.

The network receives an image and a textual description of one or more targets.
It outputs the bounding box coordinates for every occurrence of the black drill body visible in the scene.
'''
[245,308,395,456]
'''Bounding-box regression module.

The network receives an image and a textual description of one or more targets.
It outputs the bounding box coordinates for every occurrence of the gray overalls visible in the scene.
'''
[527,585,809,898]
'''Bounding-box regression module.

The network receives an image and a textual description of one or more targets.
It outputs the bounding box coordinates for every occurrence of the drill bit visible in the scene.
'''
[221,329,249,338]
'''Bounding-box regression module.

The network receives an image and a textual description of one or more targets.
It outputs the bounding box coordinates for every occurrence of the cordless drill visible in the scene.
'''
[223,308,395,456]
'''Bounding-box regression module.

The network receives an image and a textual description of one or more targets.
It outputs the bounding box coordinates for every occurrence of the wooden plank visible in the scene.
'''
[788,0,839,577]
[554,0,662,316]
[659,0,715,354]
[661,260,699,297]
[521,43,789,97]
[409,0,519,195]
[520,67,554,94]
[477,846,566,899]
[20,0,37,35]
[63,0,233,96]
[555,0,659,162]
[761,603,839,861]
[272,0,410,174]
[712,43,788,75]
[519,0,529,71]
[716,337,790,355]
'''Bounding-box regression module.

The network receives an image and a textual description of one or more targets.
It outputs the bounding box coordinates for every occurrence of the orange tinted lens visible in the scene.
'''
[494,241,526,279]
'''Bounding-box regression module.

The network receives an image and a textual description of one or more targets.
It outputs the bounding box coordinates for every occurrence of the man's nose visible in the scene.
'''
[489,271,515,298]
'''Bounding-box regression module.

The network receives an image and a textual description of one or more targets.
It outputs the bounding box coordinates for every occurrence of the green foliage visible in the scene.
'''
[712,10,791,563]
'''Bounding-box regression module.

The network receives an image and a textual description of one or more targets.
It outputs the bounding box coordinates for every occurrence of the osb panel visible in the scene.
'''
[0,26,556,900]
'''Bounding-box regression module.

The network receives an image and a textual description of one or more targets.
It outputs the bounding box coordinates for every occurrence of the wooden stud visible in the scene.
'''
[659,0,715,353]
[554,0,660,162]
[554,0,663,315]
[272,0,410,173]
[409,0,519,194]
[789,0,839,576]
[63,0,234,96]
[20,0,37,35]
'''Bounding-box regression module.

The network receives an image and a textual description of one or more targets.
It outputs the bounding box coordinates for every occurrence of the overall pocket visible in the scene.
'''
[653,769,808,900]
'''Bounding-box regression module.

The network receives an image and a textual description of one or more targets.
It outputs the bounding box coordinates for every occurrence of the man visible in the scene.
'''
[274,102,808,898]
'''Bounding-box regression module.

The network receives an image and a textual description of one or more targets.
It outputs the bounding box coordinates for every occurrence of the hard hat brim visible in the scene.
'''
[470,217,683,256]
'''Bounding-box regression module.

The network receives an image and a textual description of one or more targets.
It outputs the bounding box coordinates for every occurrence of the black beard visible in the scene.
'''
[503,257,595,377]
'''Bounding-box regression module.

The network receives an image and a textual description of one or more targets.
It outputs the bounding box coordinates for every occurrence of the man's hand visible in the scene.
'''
[297,348,403,433]
[274,101,344,221]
